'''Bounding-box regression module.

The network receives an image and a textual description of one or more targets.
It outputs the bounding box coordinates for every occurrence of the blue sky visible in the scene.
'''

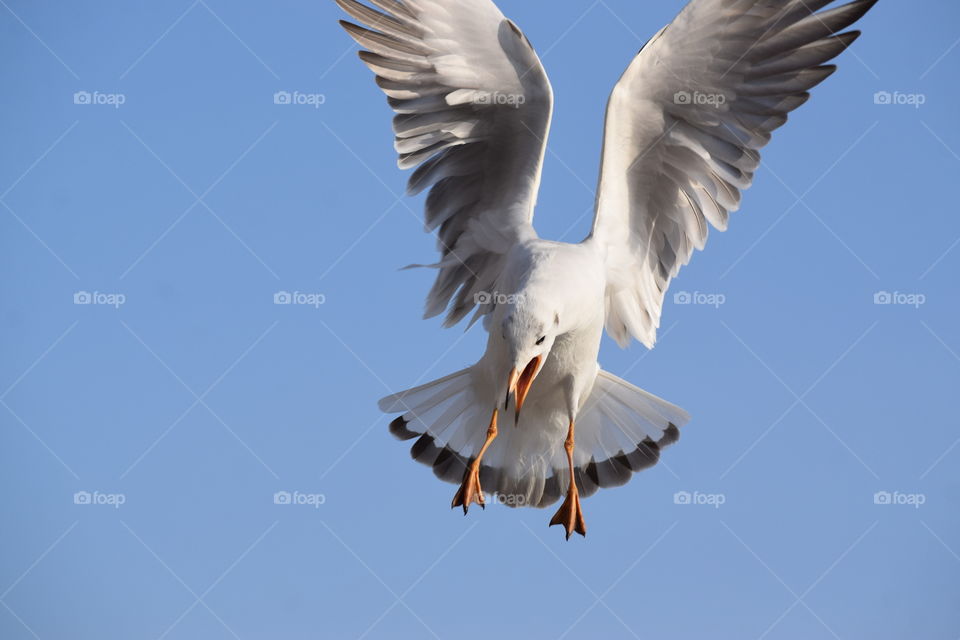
[1,0,958,638]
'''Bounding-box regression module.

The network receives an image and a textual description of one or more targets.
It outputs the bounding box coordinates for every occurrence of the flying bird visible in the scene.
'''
[337,0,877,538]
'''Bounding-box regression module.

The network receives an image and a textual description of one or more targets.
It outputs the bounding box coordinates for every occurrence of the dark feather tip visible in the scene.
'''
[388,415,418,440]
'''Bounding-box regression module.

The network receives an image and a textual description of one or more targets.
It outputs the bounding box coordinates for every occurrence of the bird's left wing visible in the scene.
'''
[338,0,553,326]
[587,0,877,348]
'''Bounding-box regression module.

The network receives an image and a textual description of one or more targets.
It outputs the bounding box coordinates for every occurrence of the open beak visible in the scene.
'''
[507,356,542,423]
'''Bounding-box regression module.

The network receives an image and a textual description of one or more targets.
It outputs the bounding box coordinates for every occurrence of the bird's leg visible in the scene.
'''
[549,417,587,539]
[451,407,498,514]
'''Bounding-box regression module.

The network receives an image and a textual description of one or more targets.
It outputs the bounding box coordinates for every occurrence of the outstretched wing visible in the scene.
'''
[588,0,877,348]
[338,0,553,325]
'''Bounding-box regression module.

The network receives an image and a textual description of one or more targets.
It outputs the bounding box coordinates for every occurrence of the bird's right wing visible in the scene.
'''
[338,0,553,326]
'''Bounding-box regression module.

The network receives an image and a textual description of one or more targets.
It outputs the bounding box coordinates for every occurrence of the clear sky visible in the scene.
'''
[1,1,958,638]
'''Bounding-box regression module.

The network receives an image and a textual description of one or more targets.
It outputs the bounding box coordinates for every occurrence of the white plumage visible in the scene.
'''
[338,0,877,538]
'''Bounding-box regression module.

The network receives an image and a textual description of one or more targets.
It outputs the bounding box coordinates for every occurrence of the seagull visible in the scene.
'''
[337,0,877,538]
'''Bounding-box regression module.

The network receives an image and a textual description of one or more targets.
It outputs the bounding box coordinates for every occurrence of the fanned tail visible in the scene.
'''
[381,367,689,509]
[564,370,689,498]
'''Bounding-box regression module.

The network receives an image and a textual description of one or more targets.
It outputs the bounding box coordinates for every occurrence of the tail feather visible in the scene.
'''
[384,367,481,486]
[378,368,472,413]
[564,370,688,500]
[382,367,690,509]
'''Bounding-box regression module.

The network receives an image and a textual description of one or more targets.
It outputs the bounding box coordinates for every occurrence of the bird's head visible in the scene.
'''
[501,304,561,421]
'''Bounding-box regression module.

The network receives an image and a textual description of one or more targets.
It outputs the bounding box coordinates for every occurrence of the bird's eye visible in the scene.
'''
[535,336,545,345]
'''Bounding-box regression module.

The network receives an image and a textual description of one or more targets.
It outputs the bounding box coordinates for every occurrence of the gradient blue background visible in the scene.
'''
[2,1,958,638]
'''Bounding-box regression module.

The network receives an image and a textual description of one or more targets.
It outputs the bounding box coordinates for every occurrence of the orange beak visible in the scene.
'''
[508,356,541,423]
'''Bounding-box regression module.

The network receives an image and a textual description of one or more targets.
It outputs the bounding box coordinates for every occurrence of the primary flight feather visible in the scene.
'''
[337,0,877,539]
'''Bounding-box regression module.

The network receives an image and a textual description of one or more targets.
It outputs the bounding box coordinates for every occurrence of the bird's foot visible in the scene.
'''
[549,487,586,540]
[451,465,484,514]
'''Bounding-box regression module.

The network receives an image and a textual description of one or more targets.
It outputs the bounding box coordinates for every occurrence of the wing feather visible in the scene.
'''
[339,0,553,326]
[588,0,877,348]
